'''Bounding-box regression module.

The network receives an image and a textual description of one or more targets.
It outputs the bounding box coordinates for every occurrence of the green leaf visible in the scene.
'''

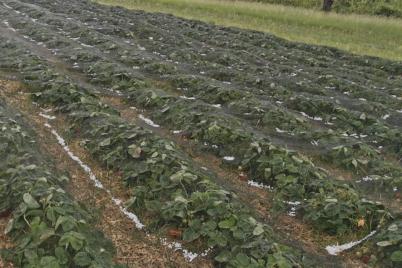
[23,193,40,209]
[253,224,265,236]
[165,144,174,151]
[39,229,55,243]
[391,251,402,262]
[55,247,69,265]
[248,217,257,225]
[24,249,38,262]
[5,219,13,234]
[215,250,231,263]
[182,228,200,241]
[25,164,37,170]
[351,159,358,168]
[55,216,77,232]
[170,171,184,183]
[128,144,142,158]
[388,224,398,232]
[99,138,111,147]
[200,221,217,235]
[208,231,228,247]
[268,252,293,268]
[376,241,393,247]
[59,232,85,251]
[291,155,303,164]
[234,253,250,266]
[40,256,60,268]
[218,217,236,229]
[74,251,92,266]
[46,207,57,223]
[57,175,69,183]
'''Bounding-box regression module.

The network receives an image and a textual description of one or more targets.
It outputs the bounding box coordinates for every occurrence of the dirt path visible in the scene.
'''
[0,217,14,268]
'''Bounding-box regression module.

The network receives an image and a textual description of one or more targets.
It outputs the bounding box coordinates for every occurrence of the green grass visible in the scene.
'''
[93,0,402,61]
[236,0,402,18]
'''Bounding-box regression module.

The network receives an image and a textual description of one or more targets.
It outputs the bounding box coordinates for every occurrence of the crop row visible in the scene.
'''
[0,39,318,267]
[0,99,118,267]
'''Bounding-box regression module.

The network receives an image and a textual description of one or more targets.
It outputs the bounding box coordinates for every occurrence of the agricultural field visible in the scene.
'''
[0,0,401,267]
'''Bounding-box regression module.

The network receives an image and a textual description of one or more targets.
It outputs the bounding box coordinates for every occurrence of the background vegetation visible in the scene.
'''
[236,0,402,18]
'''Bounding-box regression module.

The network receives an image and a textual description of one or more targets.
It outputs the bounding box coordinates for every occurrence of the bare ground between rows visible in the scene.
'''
[100,95,365,267]
[0,25,100,93]
[0,79,211,268]
[0,217,14,268]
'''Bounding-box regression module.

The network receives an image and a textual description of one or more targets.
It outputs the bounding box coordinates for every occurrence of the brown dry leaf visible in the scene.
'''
[167,228,182,239]
[238,172,248,181]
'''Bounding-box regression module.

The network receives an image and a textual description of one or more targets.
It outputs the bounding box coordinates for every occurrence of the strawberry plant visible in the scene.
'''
[0,103,118,267]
